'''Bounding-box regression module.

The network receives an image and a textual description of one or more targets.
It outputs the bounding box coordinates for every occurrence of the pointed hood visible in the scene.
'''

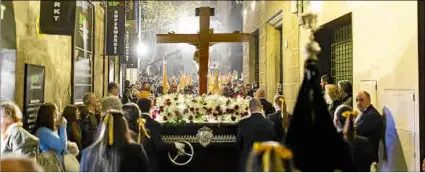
[285,70,354,171]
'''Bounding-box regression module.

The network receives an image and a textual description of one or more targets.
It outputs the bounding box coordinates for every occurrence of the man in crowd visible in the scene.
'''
[102,96,123,112]
[236,98,275,171]
[139,82,153,99]
[245,83,253,97]
[320,74,330,91]
[255,88,275,115]
[223,82,235,98]
[184,85,195,95]
[137,98,183,171]
[79,92,100,149]
[168,81,178,94]
[267,95,288,143]
[1,101,38,157]
[355,90,383,163]
[108,82,120,97]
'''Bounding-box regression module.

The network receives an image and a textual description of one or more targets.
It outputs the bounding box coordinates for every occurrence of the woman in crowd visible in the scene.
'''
[333,104,352,137]
[62,105,82,153]
[35,103,68,164]
[80,110,149,172]
[325,84,342,119]
[338,80,353,107]
[122,102,149,143]
[0,101,38,157]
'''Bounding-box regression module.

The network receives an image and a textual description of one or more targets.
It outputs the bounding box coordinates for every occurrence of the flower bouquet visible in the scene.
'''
[152,93,250,125]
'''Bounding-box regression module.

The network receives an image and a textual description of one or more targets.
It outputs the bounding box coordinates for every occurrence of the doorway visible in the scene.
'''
[278,26,283,85]
[253,29,260,83]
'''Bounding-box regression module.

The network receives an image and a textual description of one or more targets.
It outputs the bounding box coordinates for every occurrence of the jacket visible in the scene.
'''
[236,113,275,171]
[1,124,39,157]
[36,122,68,163]
[79,108,99,149]
[267,110,286,142]
[259,99,275,116]
[141,113,176,171]
[355,105,383,162]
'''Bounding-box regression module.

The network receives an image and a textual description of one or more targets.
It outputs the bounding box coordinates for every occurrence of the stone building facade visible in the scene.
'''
[243,1,423,171]
[242,1,300,112]
[10,1,106,109]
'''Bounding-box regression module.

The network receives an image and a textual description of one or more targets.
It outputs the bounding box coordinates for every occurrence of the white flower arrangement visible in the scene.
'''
[152,94,250,125]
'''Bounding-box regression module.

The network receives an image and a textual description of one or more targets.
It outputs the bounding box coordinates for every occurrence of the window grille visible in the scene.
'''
[331,24,353,83]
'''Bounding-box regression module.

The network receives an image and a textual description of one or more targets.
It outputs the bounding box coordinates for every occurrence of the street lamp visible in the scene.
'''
[137,42,148,57]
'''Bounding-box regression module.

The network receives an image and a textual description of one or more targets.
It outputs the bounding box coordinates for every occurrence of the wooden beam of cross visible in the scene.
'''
[156,7,253,95]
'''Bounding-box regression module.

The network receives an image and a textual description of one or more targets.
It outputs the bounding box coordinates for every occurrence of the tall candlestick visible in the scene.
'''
[300,12,321,81]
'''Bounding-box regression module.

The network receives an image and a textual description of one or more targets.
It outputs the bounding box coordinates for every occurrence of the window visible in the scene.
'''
[315,13,352,84]
[331,24,353,83]
[73,1,94,104]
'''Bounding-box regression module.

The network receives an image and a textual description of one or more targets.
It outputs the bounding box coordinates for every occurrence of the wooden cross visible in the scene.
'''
[156,7,253,95]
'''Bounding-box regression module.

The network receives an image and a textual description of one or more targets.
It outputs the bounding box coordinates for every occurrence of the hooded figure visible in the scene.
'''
[284,61,354,171]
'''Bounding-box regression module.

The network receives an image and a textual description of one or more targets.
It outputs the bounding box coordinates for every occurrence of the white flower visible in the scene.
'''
[154,93,249,124]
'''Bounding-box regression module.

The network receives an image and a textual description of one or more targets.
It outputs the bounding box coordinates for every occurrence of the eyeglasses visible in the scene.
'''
[355,98,364,102]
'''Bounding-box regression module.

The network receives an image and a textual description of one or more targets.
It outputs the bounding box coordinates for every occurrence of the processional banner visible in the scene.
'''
[39,1,76,35]
[106,1,125,56]
[122,28,138,68]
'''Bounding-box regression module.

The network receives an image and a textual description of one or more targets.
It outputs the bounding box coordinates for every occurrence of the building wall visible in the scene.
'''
[242,1,274,101]
[243,1,300,110]
[281,2,301,113]
[301,1,420,171]
[12,1,105,110]
[93,4,105,98]
[244,1,421,169]
[13,1,72,110]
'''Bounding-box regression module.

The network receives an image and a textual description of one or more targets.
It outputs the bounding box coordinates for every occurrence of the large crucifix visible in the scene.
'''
[157,7,253,95]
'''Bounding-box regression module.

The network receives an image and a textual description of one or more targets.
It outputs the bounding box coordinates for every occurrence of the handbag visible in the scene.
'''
[35,144,64,172]
[63,153,80,172]
[61,141,80,172]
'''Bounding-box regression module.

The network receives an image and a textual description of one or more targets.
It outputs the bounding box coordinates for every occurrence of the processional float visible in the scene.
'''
[156,7,321,167]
